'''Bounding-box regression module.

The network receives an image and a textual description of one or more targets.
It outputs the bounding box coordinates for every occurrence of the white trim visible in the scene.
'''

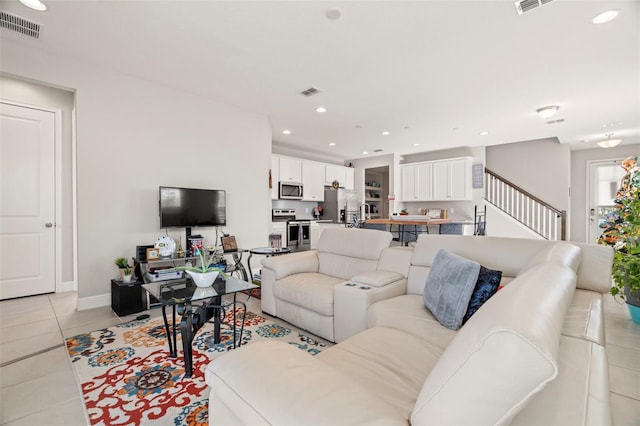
[59,280,76,293]
[76,293,111,311]
[71,100,79,293]
[585,158,624,244]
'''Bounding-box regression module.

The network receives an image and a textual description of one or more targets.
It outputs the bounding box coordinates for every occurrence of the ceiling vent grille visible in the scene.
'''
[300,87,322,97]
[514,0,554,15]
[0,11,40,39]
[546,118,565,125]
[373,149,384,153]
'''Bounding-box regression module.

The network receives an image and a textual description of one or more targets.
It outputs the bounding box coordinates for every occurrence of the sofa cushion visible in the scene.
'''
[411,262,577,425]
[520,242,581,274]
[462,265,502,324]
[206,341,406,425]
[561,289,605,345]
[273,272,344,316]
[367,294,458,346]
[319,326,443,420]
[423,249,480,330]
[316,228,393,259]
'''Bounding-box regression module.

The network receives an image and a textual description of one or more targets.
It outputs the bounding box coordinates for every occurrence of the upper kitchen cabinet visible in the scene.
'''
[345,167,355,190]
[401,163,432,201]
[279,156,302,183]
[432,157,472,201]
[271,156,280,200]
[325,164,347,187]
[302,160,325,202]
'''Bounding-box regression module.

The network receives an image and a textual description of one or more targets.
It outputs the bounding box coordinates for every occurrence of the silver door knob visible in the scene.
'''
[45,223,53,228]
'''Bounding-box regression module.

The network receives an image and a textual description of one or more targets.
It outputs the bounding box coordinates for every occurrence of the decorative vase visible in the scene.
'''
[624,286,640,324]
[122,274,132,283]
[186,270,219,288]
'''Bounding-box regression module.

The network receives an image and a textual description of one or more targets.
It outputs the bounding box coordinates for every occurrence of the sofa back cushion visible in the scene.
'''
[316,228,392,280]
[407,235,584,295]
[411,262,577,425]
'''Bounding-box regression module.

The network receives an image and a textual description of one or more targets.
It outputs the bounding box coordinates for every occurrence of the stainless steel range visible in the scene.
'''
[272,209,310,252]
[287,219,311,252]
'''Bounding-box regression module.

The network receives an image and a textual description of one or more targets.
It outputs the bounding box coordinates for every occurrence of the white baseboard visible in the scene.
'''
[76,293,111,311]
[58,280,76,293]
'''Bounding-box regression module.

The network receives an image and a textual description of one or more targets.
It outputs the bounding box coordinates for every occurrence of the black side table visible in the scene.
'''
[111,279,146,316]
[247,247,291,283]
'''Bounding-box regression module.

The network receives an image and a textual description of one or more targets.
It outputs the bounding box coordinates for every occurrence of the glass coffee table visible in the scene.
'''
[142,276,258,378]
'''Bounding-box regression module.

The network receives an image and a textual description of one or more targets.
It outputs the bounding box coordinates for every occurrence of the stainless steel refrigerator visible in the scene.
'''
[320,188,358,224]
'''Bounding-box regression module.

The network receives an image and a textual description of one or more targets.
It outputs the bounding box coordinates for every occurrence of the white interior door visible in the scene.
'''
[1,102,56,299]
[587,159,625,244]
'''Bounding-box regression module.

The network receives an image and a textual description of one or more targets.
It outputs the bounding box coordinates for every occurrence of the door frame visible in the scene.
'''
[1,99,76,294]
[585,157,624,244]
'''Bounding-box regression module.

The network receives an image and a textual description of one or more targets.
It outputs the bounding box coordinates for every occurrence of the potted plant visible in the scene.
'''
[172,243,228,287]
[114,257,130,279]
[400,209,409,216]
[121,265,133,283]
[597,155,640,324]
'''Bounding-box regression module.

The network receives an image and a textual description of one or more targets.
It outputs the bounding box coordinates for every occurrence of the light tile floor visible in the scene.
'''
[0,291,638,425]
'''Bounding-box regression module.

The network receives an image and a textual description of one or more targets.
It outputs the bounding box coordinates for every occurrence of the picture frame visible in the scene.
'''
[146,247,161,261]
[221,235,238,252]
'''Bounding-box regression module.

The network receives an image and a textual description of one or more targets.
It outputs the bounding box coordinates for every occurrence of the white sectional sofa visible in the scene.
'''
[205,233,614,425]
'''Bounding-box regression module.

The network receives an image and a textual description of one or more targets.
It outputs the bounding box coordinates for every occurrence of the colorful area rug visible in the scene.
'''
[65,305,329,425]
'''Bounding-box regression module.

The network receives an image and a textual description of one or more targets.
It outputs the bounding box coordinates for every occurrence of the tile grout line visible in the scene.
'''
[0,342,65,368]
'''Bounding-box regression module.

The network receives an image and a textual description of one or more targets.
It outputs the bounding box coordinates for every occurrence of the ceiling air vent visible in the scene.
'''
[373,149,384,153]
[0,10,40,39]
[514,0,554,15]
[300,87,322,97]
[546,118,565,125]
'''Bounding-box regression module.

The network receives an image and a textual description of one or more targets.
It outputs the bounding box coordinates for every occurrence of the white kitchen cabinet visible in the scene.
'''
[401,163,432,201]
[325,164,347,187]
[402,157,470,201]
[310,221,320,249]
[302,161,325,202]
[271,156,280,200]
[279,156,302,183]
[345,167,355,190]
[433,157,471,200]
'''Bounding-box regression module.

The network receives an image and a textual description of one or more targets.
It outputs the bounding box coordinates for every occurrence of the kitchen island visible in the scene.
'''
[365,217,474,245]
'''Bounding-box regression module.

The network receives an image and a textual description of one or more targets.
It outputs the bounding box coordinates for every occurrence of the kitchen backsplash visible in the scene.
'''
[272,199,319,219]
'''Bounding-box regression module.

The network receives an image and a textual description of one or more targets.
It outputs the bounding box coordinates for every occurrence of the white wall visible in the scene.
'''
[570,143,640,243]
[1,41,271,308]
[486,138,570,212]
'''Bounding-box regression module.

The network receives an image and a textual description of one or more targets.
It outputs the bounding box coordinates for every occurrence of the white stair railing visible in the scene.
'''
[485,168,566,240]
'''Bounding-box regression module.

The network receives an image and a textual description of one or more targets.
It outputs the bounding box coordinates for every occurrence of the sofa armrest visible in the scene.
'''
[334,279,407,342]
[261,250,319,279]
[206,341,405,426]
[351,270,405,287]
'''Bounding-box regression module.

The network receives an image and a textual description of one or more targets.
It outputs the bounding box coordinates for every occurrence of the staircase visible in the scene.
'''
[484,168,566,240]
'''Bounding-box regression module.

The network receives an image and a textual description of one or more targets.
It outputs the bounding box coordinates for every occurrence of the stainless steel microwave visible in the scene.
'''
[279,182,304,200]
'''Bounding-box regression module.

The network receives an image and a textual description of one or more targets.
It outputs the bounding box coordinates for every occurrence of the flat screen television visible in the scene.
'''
[159,186,226,228]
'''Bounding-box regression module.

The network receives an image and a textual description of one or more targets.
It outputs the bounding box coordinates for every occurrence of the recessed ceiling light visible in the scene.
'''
[597,133,622,148]
[381,131,390,135]
[363,151,369,155]
[328,142,336,146]
[413,143,420,147]
[282,129,291,135]
[315,106,327,113]
[326,8,342,20]
[479,131,489,136]
[536,105,559,119]
[592,10,620,24]
[19,0,46,11]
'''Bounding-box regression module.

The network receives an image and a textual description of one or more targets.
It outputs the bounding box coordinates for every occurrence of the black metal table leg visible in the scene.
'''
[161,304,176,358]
[180,302,194,378]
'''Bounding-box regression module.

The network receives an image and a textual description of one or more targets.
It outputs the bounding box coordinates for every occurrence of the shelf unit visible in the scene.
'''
[364,167,389,218]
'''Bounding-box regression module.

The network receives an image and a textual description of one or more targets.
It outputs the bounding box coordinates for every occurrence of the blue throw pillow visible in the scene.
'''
[423,249,480,330]
[462,266,502,324]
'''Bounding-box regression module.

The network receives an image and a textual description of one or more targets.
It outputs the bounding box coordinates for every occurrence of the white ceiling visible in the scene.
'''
[1,0,638,161]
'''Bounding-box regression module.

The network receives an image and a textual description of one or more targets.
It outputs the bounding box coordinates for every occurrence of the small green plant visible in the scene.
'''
[114,257,129,268]
[123,266,132,275]
[598,156,640,302]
